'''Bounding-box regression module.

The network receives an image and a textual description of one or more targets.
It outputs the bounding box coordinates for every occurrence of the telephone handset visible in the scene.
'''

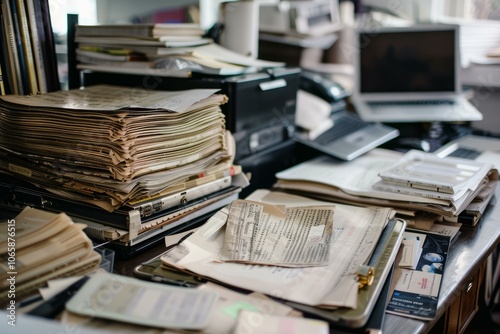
[299,70,349,103]
[296,70,349,134]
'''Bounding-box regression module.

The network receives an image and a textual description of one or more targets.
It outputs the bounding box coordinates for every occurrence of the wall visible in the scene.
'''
[95,0,199,23]
[464,65,500,134]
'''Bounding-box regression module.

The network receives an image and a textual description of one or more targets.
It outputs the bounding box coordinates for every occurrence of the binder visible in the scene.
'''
[0,171,246,239]
[99,210,220,259]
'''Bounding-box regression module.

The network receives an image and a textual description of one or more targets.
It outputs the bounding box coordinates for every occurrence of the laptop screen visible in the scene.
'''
[358,28,456,94]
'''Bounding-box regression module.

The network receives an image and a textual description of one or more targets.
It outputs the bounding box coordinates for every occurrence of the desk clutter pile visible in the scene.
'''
[0,207,101,304]
[73,22,285,77]
[0,84,248,256]
[275,148,499,228]
[0,81,498,332]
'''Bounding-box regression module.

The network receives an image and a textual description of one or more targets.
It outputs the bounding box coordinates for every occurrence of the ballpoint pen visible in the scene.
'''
[26,276,90,319]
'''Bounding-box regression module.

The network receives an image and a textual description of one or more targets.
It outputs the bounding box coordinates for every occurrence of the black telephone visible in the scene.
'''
[299,70,350,103]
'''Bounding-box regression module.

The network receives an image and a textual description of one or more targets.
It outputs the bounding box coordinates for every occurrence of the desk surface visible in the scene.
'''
[384,185,500,334]
[5,182,496,332]
[110,185,500,333]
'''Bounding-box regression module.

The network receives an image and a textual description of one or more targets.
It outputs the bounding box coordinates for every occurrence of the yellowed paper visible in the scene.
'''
[0,84,221,112]
[220,200,334,267]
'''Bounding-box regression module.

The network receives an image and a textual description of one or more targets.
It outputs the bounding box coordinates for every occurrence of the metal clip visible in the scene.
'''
[357,265,375,289]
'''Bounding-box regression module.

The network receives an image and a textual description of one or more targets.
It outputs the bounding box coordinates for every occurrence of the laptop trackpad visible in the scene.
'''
[344,131,372,145]
[327,132,376,153]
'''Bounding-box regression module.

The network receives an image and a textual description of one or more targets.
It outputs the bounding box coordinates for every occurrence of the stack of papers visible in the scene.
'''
[0,85,252,248]
[161,190,397,309]
[0,207,101,304]
[74,22,286,77]
[373,150,495,209]
[75,22,212,48]
[274,148,498,225]
[0,85,234,211]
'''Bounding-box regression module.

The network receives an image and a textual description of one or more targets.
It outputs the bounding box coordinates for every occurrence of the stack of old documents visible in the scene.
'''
[0,207,101,304]
[274,148,498,227]
[0,85,231,209]
[0,85,247,247]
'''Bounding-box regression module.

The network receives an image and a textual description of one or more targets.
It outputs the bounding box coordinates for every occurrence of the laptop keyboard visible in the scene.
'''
[368,100,457,107]
[314,116,368,145]
[447,148,482,160]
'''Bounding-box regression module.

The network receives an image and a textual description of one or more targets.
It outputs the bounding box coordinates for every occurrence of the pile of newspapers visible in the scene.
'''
[0,85,248,255]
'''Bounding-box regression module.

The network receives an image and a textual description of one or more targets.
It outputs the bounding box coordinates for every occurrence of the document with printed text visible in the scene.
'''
[65,272,218,330]
[220,200,334,267]
[161,190,395,309]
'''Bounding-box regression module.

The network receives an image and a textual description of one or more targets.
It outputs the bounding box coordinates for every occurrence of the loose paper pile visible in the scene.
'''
[0,207,101,304]
[274,148,498,225]
[161,190,396,309]
[74,21,285,77]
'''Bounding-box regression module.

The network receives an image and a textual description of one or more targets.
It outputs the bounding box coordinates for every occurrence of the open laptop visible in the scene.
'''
[293,71,399,161]
[351,24,483,123]
[434,134,500,169]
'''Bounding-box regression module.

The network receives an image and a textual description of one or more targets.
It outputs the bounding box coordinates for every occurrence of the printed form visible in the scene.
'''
[220,200,334,267]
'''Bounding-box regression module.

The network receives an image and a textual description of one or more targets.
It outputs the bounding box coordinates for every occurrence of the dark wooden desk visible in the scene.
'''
[112,240,170,277]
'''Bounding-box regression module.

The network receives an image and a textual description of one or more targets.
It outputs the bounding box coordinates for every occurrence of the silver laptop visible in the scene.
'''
[294,110,400,161]
[351,24,483,123]
[294,71,399,161]
[434,134,500,169]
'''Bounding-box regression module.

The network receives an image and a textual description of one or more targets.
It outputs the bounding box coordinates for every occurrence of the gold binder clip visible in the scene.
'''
[357,265,375,289]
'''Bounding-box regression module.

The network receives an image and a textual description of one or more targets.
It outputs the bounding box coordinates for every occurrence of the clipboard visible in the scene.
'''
[133,218,405,329]
[134,254,206,288]
[282,218,406,329]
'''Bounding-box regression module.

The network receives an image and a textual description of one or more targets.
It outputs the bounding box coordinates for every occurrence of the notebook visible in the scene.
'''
[351,24,483,123]
[294,72,399,161]
[434,134,500,169]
